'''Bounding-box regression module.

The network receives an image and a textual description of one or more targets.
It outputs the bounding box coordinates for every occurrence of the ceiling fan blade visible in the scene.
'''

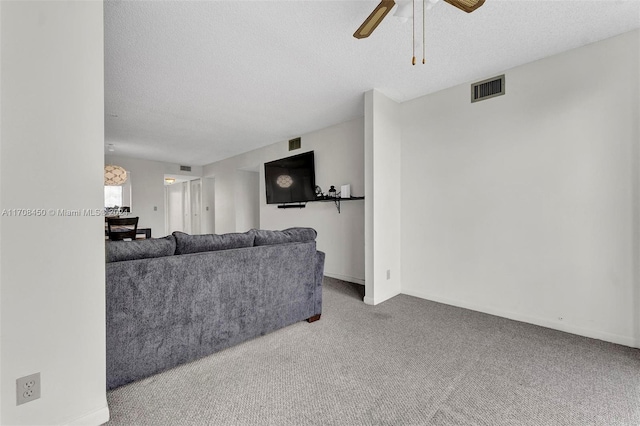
[444,0,485,13]
[353,0,396,39]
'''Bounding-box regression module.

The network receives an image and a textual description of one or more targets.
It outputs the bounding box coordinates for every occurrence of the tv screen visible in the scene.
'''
[264,151,316,204]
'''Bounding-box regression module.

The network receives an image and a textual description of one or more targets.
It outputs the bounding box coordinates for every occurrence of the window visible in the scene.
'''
[104,171,131,208]
[105,185,123,207]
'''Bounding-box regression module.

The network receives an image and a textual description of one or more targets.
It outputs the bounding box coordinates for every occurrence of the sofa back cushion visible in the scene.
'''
[253,227,317,246]
[106,235,176,263]
[173,230,256,255]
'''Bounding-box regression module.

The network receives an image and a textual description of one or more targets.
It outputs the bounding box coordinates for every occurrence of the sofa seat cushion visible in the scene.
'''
[173,230,255,255]
[253,227,317,246]
[106,235,176,263]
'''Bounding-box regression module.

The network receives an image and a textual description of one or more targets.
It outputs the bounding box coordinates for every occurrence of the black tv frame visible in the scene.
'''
[264,151,316,205]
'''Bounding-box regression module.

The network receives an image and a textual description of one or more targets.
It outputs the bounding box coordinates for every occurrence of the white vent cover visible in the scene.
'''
[471,74,505,103]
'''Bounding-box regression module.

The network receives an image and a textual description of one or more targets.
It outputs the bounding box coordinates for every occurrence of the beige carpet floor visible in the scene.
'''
[107,277,640,425]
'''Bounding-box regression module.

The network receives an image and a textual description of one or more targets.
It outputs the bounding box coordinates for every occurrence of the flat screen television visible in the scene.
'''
[264,151,316,204]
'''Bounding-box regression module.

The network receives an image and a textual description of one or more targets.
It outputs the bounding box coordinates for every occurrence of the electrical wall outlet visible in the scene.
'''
[386,269,391,280]
[16,373,40,406]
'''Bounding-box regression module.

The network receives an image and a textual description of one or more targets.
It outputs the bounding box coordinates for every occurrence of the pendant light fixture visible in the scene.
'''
[104,165,128,186]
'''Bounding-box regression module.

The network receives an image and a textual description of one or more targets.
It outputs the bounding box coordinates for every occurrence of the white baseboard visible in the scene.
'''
[65,404,110,426]
[375,291,401,305]
[362,291,400,306]
[324,272,364,285]
[323,273,399,306]
[401,288,639,348]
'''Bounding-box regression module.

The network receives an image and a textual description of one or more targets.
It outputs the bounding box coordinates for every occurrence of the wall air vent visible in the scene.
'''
[180,165,192,172]
[471,74,505,103]
[289,137,301,151]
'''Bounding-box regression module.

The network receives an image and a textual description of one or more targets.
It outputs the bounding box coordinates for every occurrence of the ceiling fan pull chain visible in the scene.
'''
[422,0,427,65]
[412,0,416,65]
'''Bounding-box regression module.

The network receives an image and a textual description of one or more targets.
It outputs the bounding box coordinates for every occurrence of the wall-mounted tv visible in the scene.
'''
[264,151,316,204]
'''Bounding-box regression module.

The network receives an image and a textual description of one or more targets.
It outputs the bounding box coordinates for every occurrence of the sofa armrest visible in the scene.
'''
[314,250,325,316]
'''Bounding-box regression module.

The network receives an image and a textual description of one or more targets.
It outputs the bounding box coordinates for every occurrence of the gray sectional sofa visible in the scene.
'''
[105,228,325,390]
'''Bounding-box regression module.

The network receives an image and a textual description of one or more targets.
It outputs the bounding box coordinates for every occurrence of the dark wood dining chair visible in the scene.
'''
[107,217,139,241]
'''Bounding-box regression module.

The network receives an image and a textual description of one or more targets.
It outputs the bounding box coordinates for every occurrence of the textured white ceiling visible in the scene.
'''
[104,0,640,166]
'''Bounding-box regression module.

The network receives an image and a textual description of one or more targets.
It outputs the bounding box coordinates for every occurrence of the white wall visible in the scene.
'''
[400,30,640,347]
[166,183,185,234]
[203,118,365,284]
[235,171,260,232]
[104,155,202,237]
[364,90,403,305]
[189,179,202,234]
[1,1,109,424]
[211,172,238,234]
[201,177,216,234]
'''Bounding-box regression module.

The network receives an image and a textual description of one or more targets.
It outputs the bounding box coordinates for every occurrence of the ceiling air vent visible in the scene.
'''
[289,137,301,151]
[471,74,505,103]
[180,165,192,172]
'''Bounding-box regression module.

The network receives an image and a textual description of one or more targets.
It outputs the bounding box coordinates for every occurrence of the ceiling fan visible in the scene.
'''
[353,0,485,39]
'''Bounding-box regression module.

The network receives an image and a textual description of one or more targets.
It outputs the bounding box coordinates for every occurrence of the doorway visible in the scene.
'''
[165,175,202,235]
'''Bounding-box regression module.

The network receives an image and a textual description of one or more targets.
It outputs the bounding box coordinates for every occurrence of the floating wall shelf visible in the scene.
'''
[277,196,365,214]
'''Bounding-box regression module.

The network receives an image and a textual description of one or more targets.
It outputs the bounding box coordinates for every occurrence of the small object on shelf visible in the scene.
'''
[315,185,323,198]
[328,185,337,198]
[341,184,351,198]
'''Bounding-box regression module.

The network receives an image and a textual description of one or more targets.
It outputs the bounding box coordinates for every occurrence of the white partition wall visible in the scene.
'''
[364,90,402,305]
[0,1,109,424]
